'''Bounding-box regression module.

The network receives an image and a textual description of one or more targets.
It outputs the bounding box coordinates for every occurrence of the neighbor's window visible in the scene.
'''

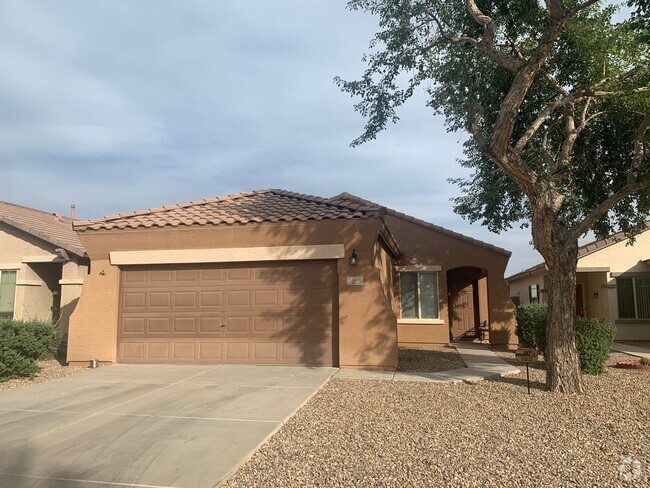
[399,272,439,319]
[617,277,650,320]
[529,284,540,304]
[0,270,17,319]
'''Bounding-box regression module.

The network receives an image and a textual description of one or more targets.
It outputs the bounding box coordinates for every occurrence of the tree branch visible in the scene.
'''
[491,5,569,159]
[570,114,650,240]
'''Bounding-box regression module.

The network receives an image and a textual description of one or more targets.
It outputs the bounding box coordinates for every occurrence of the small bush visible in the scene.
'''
[641,356,650,366]
[0,319,62,381]
[514,305,615,375]
[574,317,616,374]
[514,304,548,351]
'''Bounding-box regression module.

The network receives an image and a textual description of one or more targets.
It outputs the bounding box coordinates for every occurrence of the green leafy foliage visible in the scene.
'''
[514,305,615,374]
[337,0,650,239]
[574,317,616,375]
[640,356,650,366]
[0,319,62,381]
[514,303,548,350]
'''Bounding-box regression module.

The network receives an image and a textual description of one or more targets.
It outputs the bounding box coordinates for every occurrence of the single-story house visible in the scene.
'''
[0,201,88,332]
[67,190,516,369]
[507,225,650,340]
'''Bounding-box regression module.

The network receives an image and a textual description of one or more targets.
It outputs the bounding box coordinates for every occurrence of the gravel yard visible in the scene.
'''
[397,345,466,373]
[224,351,649,487]
[0,359,88,392]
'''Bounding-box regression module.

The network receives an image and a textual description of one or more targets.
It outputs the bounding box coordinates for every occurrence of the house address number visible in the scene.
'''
[346,276,364,286]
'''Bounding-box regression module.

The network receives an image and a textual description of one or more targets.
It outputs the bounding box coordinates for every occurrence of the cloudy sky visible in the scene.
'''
[2,0,582,275]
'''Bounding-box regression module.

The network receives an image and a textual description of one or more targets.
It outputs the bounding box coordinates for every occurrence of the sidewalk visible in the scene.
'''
[611,342,650,358]
[334,342,520,384]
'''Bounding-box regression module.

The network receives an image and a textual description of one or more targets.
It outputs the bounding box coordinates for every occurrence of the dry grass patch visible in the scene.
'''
[397,345,466,373]
[225,352,649,487]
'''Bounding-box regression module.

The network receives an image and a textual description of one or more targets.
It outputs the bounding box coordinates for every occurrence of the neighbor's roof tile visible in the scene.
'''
[0,201,86,257]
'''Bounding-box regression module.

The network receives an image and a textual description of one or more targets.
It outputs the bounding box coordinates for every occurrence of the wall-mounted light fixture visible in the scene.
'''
[593,291,598,299]
[349,249,358,265]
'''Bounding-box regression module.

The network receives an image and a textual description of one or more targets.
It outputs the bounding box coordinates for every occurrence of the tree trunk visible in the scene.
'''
[545,247,584,393]
[531,205,585,394]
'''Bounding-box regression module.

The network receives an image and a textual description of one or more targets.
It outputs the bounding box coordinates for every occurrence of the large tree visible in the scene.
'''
[337,0,649,393]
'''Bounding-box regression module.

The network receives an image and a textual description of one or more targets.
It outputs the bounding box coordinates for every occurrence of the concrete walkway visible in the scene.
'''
[334,342,520,384]
[611,342,650,358]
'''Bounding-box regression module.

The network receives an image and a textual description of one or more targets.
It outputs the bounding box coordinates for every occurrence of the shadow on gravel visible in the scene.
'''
[490,374,548,392]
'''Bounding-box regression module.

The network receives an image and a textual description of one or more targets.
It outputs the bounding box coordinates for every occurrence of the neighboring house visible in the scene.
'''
[507,226,650,340]
[68,189,515,369]
[0,201,88,332]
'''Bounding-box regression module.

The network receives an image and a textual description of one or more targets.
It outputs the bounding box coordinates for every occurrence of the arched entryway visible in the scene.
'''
[447,267,489,341]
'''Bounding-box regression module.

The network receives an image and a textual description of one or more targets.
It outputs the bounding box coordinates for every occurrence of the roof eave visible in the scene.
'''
[0,216,87,258]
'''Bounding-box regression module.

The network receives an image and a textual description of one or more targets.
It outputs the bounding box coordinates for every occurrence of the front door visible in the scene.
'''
[449,277,479,340]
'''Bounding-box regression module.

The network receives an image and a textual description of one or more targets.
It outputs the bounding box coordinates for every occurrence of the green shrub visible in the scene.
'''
[574,316,616,374]
[514,305,615,375]
[0,319,62,381]
[640,356,650,366]
[515,304,548,351]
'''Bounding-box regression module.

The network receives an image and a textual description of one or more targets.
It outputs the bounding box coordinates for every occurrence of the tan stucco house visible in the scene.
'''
[0,201,88,332]
[68,190,516,369]
[507,226,650,340]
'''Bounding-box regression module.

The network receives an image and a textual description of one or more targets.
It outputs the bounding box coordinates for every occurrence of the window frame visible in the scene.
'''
[529,284,540,304]
[398,271,440,320]
[617,276,650,320]
[0,269,17,320]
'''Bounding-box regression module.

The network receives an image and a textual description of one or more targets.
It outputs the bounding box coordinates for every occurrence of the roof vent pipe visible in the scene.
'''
[70,204,76,220]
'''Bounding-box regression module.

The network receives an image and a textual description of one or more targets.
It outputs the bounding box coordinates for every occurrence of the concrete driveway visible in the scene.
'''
[0,364,335,488]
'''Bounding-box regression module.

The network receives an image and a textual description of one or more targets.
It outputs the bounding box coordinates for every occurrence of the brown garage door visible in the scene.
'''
[118,261,337,365]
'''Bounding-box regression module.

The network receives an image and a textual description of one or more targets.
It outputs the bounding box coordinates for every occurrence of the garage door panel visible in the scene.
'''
[199,290,223,307]
[148,317,171,333]
[123,317,145,334]
[147,342,171,360]
[149,291,172,308]
[119,261,336,365]
[123,292,146,309]
[226,290,251,306]
[226,268,251,281]
[173,317,197,334]
[172,342,196,360]
[199,342,222,360]
[199,316,224,333]
[200,268,224,282]
[150,270,173,283]
[253,289,279,306]
[173,291,197,307]
[225,316,251,333]
[175,269,199,282]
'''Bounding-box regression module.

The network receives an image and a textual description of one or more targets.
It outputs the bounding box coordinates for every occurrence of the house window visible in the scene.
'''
[529,284,540,304]
[399,272,439,319]
[0,270,17,320]
[617,277,650,319]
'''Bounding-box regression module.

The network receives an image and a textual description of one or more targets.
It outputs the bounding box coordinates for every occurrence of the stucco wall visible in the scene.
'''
[68,219,398,369]
[508,231,650,340]
[385,215,516,346]
[0,223,86,329]
[508,273,546,306]
[578,232,650,340]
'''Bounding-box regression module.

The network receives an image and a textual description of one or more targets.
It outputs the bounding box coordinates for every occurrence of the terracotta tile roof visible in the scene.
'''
[73,189,377,232]
[328,192,512,257]
[505,223,650,282]
[0,201,86,257]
